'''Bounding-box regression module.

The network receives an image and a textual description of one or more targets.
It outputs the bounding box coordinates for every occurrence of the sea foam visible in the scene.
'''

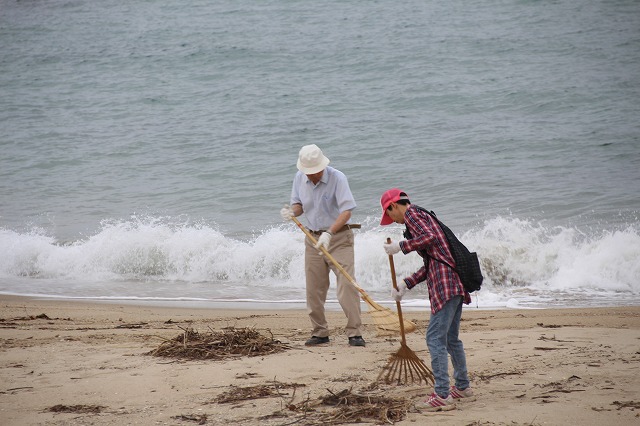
[1,214,638,308]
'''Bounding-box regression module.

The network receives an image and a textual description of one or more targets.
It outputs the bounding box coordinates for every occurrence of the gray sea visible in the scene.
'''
[1,0,639,310]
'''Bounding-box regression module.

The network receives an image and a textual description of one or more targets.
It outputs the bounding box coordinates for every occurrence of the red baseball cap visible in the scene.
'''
[380,188,408,225]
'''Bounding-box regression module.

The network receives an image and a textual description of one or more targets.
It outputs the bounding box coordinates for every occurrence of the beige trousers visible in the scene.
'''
[304,229,363,338]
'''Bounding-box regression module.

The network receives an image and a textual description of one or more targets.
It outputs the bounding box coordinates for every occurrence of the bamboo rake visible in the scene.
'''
[377,238,434,385]
[290,217,415,335]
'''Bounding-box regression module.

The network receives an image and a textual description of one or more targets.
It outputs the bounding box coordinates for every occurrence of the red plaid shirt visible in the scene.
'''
[399,205,471,314]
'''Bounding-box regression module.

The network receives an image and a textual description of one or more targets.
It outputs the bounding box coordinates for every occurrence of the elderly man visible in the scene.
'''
[281,144,365,347]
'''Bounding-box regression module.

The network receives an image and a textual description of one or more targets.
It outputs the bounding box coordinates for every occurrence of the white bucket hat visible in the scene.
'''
[297,144,330,174]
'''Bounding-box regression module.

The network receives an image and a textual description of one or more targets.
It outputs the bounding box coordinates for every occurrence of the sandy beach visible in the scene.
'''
[0,295,638,425]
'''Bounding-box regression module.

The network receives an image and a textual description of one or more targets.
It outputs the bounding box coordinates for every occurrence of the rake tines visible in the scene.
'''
[377,238,434,386]
[378,343,434,386]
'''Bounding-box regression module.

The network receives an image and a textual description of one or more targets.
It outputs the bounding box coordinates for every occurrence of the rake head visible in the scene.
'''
[377,343,434,386]
[366,304,417,336]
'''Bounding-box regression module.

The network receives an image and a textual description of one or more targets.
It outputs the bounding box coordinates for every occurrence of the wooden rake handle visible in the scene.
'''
[387,237,407,345]
[290,216,372,303]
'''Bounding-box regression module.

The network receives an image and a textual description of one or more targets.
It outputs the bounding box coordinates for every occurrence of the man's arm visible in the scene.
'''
[328,210,351,234]
[291,203,303,217]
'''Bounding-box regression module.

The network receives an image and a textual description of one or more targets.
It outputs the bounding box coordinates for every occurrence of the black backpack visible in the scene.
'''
[407,207,483,293]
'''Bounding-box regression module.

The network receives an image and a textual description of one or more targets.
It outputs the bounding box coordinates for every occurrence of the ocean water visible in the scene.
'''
[1,0,639,310]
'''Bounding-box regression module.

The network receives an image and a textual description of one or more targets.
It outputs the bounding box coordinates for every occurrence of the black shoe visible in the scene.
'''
[348,336,366,347]
[305,336,329,346]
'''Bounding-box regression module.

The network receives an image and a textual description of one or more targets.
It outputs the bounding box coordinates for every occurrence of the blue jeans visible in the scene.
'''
[426,295,470,397]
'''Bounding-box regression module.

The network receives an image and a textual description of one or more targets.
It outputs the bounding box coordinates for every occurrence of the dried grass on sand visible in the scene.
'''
[145,326,290,360]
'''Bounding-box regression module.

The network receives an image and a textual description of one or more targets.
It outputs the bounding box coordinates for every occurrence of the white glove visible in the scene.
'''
[280,204,294,221]
[383,240,402,255]
[391,281,408,302]
[314,231,332,253]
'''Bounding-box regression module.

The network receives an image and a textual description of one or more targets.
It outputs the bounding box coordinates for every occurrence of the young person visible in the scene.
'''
[380,188,475,411]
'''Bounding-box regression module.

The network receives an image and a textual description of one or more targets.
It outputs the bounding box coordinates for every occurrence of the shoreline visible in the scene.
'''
[3,292,639,312]
[1,295,639,425]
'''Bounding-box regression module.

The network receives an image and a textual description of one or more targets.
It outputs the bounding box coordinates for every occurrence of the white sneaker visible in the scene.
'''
[419,392,456,412]
[449,385,476,402]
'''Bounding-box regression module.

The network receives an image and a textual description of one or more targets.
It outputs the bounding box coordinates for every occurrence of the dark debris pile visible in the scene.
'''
[145,327,290,360]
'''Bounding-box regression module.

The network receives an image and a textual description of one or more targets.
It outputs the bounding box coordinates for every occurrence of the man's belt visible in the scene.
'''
[310,224,361,235]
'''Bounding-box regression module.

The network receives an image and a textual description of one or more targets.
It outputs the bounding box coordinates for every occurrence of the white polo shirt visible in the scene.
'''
[290,166,357,231]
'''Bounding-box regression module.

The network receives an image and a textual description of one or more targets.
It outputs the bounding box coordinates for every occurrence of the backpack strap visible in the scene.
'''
[412,206,460,275]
